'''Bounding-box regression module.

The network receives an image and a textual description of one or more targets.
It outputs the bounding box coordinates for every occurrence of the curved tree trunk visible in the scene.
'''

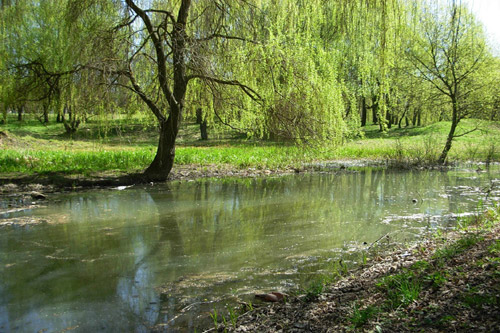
[125,0,190,182]
[438,105,459,164]
[144,116,180,181]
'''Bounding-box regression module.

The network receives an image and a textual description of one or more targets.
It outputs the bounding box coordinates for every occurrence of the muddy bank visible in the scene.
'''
[0,163,329,198]
[0,158,456,197]
[223,221,500,332]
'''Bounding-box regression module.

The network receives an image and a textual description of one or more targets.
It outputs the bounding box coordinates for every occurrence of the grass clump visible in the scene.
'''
[304,277,326,301]
[461,285,499,308]
[433,234,484,262]
[424,271,448,288]
[488,240,500,255]
[349,304,380,328]
[376,271,422,309]
[0,148,153,174]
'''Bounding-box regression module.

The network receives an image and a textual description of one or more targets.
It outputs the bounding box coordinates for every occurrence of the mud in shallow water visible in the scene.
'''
[0,216,51,228]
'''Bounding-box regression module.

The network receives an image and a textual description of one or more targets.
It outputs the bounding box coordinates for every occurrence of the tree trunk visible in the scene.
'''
[0,104,6,124]
[386,111,393,129]
[200,120,208,140]
[398,106,408,129]
[372,99,378,124]
[196,108,208,140]
[361,97,367,127]
[438,104,459,164]
[196,108,202,124]
[17,105,23,121]
[144,115,180,181]
[43,103,49,123]
[127,0,190,181]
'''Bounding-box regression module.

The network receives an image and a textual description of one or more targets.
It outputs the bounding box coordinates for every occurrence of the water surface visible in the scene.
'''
[1,167,499,331]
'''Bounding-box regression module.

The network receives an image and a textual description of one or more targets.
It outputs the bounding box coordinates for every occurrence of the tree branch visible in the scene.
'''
[125,0,177,107]
[195,33,258,44]
[453,127,478,138]
[186,74,262,102]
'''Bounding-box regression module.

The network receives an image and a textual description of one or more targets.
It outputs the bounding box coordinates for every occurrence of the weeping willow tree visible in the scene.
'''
[194,0,409,142]
[0,2,5,123]
[250,0,347,143]
[69,0,412,179]
[0,0,120,129]
[0,0,22,124]
[85,0,268,180]
[333,0,409,132]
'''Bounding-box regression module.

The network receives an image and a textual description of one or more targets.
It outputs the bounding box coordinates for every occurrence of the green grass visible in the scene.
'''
[376,272,422,309]
[349,304,380,328]
[1,114,500,176]
[488,240,500,255]
[0,148,154,174]
[433,234,484,262]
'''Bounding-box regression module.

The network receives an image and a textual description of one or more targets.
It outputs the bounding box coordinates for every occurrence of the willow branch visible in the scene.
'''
[195,34,258,44]
[187,74,262,102]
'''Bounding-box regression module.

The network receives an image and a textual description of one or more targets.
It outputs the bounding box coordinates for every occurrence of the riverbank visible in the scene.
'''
[224,209,500,332]
[0,159,456,213]
[1,117,499,197]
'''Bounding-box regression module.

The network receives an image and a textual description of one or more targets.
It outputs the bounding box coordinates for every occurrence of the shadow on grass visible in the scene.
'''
[0,170,150,191]
[362,124,445,139]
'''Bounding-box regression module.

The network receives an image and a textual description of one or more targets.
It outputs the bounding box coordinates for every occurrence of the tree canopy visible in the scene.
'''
[1,0,498,178]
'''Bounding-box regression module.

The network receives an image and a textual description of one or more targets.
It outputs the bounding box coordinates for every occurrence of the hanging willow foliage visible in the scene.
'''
[183,0,408,143]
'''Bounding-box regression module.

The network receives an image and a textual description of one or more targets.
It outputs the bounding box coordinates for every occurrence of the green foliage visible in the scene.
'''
[209,305,242,331]
[377,272,422,309]
[488,240,500,255]
[461,286,498,308]
[350,304,379,328]
[209,306,219,330]
[425,271,448,288]
[433,234,484,262]
[2,0,500,178]
[227,306,237,328]
[304,277,326,301]
[2,117,500,176]
[411,260,431,273]
[0,148,152,174]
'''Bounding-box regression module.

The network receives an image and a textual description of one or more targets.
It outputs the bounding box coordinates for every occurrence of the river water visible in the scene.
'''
[1,167,499,331]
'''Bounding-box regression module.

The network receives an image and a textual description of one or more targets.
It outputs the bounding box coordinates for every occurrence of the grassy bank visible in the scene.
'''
[225,204,500,332]
[1,116,500,176]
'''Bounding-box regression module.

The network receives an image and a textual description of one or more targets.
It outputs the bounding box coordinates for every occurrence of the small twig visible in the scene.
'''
[453,127,478,138]
[367,233,391,250]
[162,299,220,326]
[483,180,496,204]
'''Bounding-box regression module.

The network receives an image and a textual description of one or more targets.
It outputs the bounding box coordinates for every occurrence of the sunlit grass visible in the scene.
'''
[1,115,500,175]
[0,149,154,174]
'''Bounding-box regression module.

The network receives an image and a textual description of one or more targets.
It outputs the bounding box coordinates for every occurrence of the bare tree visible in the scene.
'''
[407,1,488,164]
